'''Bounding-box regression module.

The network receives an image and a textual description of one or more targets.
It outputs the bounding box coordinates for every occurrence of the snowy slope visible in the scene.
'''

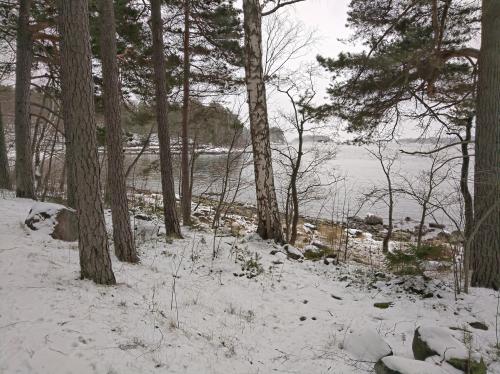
[0,195,498,374]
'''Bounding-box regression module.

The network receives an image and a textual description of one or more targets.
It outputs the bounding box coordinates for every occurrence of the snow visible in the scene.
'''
[1,195,499,373]
[381,356,449,374]
[26,201,69,220]
[343,328,392,362]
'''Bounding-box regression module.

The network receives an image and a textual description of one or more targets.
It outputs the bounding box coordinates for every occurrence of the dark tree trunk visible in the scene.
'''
[0,104,11,190]
[58,0,115,285]
[460,119,473,292]
[383,184,394,253]
[14,0,34,198]
[289,128,303,245]
[150,0,182,238]
[98,0,138,263]
[242,0,283,243]
[181,0,191,225]
[471,0,500,289]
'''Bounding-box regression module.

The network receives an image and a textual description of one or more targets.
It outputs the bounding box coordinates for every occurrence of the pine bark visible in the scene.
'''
[98,0,138,263]
[181,0,192,225]
[0,104,11,190]
[242,0,283,242]
[14,0,34,198]
[57,0,116,285]
[150,0,182,238]
[471,0,500,289]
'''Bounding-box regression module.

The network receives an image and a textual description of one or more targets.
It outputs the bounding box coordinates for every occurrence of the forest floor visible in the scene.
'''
[0,193,499,374]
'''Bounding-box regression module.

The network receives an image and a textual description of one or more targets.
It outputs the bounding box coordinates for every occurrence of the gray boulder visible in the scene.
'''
[25,202,78,242]
[283,244,303,260]
[365,214,384,225]
[412,326,486,374]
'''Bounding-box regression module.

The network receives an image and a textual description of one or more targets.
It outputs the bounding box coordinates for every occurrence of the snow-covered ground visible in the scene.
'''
[1,194,499,373]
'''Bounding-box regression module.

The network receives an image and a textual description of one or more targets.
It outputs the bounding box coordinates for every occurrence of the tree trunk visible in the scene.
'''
[417,204,427,249]
[383,186,394,253]
[460,119,473,292]
[14,0,34,198]
[58,0,115,285]
[290,128,303,245]
[150,0,182,238]
[98,0,138,263]
[0,104,11,190]
[181,0,191,226]
[242,0,283,242]
[471,0,500,289]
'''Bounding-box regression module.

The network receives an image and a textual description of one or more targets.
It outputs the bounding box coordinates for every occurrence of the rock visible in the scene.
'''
[230,221,242,236]
[303,244,322,260]
[25,202,78,242]
[311,240,330,251]
[436,231,451,241]
[392,230,412,241]
[365,214,384,225]
[429,222,446,229]
[135,220,160,242]
[374,302,393,309]
[134,213,152,221]
[349,215,364,223]
[324,257,336,265]
[344,328,392,362]
[469,322,488,331]
[412,326,486,373]
[375,356,448,374]
[283,244,303,260]
[303,222,317,231]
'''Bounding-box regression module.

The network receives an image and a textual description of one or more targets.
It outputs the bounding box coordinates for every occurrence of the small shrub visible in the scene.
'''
[385,244,448,275]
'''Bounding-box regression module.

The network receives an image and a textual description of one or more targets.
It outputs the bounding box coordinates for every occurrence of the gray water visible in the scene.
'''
[125,142,469,230]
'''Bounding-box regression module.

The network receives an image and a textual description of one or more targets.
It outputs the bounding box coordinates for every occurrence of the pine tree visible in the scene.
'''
[0,103,11,190]
[57,0,115,285]
[98,0,138,263]
[14,0,35,199]
[470,0,500,289]
[150,0,182,238]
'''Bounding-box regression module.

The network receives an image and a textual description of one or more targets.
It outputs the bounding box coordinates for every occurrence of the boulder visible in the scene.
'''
[429,222,446,230]
[303,222,317,231]
[283,244,303,260]
[469,322,488,331]
[375,356,448,374]
[303,244,321,258]
[344,328,392,363]
[365,214,384,225]
[25,202,78,242]
[412,326,486,374]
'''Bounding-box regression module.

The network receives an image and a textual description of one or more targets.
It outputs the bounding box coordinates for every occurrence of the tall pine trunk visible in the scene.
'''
[14,0,34,198]
[471,0,500,289]
[242,0,283,242]
[181,0,191,225]
[0,104,11,190]
[98,0,138,263]
[58,0,115,285]
[150,0,182,238]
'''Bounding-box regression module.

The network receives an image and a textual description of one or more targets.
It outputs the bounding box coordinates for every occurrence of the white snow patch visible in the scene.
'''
[381,356,449,374]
